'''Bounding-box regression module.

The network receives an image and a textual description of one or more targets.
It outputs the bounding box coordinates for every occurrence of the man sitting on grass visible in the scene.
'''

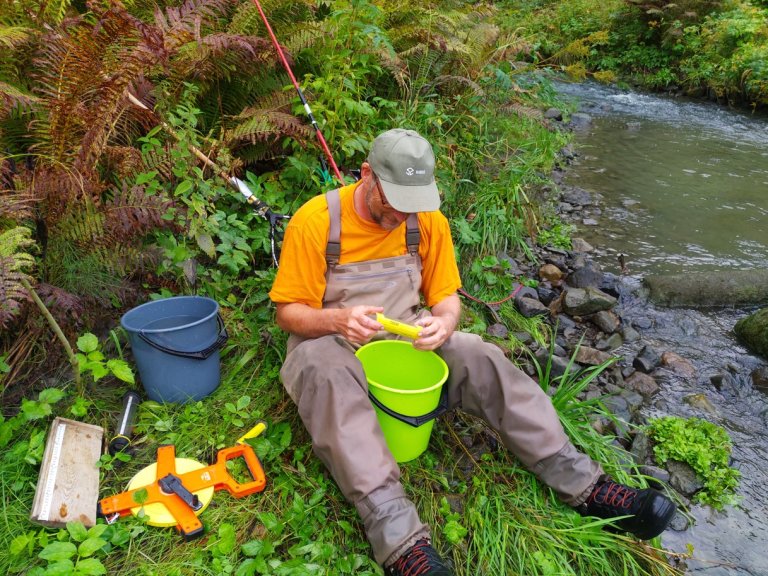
[269,128,676,575]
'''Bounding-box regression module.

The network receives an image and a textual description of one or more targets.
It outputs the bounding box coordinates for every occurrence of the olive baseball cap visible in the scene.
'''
[367,129,440,212]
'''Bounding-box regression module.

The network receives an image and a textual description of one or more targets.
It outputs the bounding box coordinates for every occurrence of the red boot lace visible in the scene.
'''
[588,481,637,510]
[390,540,435,576]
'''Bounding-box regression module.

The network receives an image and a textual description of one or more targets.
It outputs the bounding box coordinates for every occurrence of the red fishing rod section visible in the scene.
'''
[250,0,343,184]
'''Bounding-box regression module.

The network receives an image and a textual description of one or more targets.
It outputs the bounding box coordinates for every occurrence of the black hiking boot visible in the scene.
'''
[385,538,454,576]
[578,475,677,540]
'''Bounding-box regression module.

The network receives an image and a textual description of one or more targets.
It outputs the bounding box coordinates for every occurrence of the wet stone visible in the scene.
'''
[563,287,617,316]
[633,317,653,330]
[622,391,645,413]
[517,296,550,318]
[661,351,696,378]
[539,263,564,283]
[630,432,651,464]
[569,260,604,289]
[487,323,508,339]
[639,465,671,485]
[574,346,614,366]
[668,510,691,532]
[589,310,620,333]
[545,107,564,121]
[633,345,662,373]
[621,325,641,343]
[571,237,594,253]
[751,366,768,393]
[667,460,705,496]
[683,393,718,414]
[512,331,533,345]
[625,371,660,398]
[537,285,558,306]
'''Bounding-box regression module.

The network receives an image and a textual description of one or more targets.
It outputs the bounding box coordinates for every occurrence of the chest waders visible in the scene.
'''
[279,188,602,567]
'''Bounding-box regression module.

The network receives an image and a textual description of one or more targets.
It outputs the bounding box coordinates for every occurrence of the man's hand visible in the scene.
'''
[412,293,461,351]
[333,305,384,344]
[275,302,383,343]
[412,315,453,351]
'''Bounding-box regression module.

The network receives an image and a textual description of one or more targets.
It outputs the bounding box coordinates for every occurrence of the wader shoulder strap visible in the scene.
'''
[325,188,341,265]
[406,213,420,256]
[324,187,421,265]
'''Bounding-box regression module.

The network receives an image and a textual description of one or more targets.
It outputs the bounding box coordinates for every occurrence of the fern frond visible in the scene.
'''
[1,157,41,222]
[104,181,174,242]
[0,226,35,330]
[228,0,314,37]
[35,283,86,322]
[426,75,483,98]
[0,81,39,119]
[0,25,35,49]
[223,110,311,148]
[500,103,544,120]
[0,256,31,330]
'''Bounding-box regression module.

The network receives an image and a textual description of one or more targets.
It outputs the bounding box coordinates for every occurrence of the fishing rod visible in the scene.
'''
[249,0,343,184]
[125,92,288,267]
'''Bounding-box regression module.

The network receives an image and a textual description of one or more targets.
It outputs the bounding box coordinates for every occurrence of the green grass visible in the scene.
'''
[2,326,680,576]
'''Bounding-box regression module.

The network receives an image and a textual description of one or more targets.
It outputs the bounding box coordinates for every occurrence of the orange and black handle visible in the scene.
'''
[97,443,266,539]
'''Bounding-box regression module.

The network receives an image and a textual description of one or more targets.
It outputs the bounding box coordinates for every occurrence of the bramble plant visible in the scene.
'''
[76,333,134,385]
[645,416,740,509]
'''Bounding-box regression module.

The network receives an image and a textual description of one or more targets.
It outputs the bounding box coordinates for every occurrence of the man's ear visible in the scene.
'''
[360,162,373,179]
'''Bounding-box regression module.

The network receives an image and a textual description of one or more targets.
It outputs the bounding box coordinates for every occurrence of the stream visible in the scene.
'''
[554,80,768,576]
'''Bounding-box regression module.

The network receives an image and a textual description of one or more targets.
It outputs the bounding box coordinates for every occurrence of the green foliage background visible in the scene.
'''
[1,0,753,574]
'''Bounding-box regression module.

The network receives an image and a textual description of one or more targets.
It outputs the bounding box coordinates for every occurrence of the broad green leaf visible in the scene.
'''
[66,521,88,543]
[86,350,105,362]
[21,399,51,420]
[70,397,91,418]
[236,395,251,410]
[89,364,109,382]
[77,537,107,557]
[38,541,77,561]
[106,360,135,384]
[195,233,216,258]
[235,558,258,576]
[175,180,193,196]
[216,523,236,555]
[38,388,65,404]
[74,557,107,575]
[43,560,75,575]
[87,524,108,539]
[240,540,264,557]
[76,334,99,354]
[10,533,32,556]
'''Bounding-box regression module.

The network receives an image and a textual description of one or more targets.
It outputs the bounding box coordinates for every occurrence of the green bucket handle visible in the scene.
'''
[367,387,449,428]
[138,315,228,360]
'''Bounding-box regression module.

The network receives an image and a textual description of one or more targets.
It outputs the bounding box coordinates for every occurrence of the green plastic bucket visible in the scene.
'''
[355,341,449,463]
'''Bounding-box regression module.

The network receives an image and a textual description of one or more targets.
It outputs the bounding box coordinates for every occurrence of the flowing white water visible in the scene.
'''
[556,81,768,576]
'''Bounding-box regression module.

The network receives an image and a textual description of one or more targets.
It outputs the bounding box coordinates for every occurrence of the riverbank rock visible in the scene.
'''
[562,287,617,316]
[734,308,768,359]
[625,371,660,399]
[644,270,768,307]
[661,351,696,378]
[751,367,768,393]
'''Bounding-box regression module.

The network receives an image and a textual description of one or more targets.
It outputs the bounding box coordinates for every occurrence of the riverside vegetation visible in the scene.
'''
[1,1,754,575]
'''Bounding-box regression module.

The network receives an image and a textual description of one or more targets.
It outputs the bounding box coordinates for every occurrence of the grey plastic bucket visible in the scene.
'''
[121,296,228,403]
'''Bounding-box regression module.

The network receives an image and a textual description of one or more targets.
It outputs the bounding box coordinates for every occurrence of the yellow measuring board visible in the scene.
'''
[376,313,421,340]
[30,417,103,528]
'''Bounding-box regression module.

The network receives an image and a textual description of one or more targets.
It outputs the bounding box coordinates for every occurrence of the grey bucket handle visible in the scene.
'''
[368,387,449,428]
[138,315,228,360]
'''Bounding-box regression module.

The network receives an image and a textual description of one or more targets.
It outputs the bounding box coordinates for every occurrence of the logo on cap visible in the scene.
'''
[405,167,414,176]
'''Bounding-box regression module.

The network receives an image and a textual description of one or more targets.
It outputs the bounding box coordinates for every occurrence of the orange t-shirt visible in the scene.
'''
[269,181,461,309]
